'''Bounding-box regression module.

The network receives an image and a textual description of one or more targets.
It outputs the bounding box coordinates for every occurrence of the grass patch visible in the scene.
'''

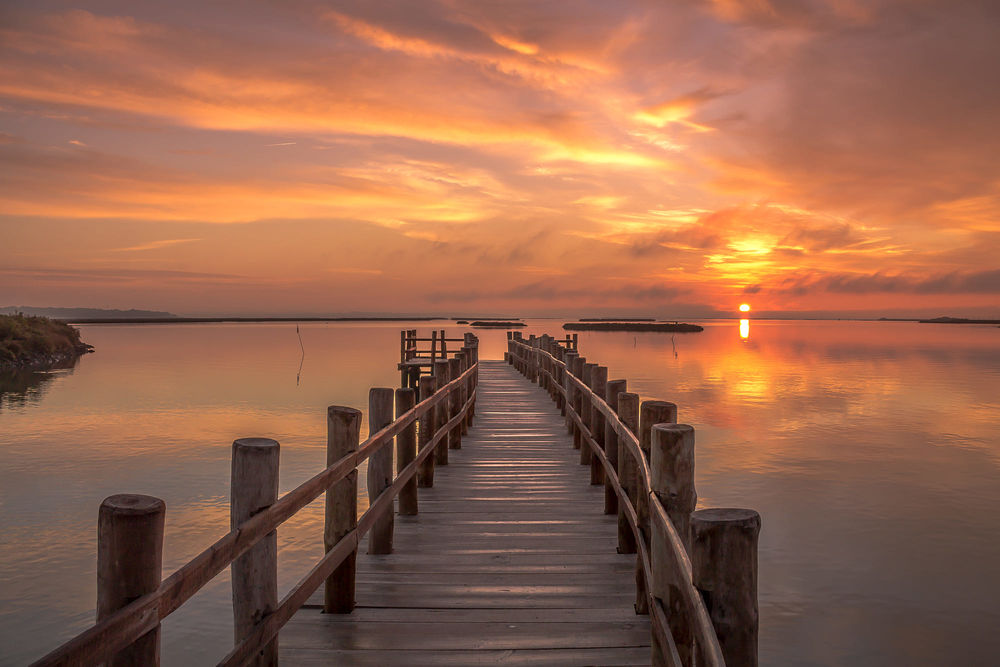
[0,314,88,364]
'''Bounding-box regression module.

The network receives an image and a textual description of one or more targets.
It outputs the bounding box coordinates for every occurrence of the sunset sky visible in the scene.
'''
[2,0,998,317]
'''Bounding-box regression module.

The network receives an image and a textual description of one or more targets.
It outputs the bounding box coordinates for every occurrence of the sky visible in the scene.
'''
[1,0,998,318]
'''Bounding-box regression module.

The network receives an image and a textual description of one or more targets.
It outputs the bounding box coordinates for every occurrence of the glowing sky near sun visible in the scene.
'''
[1,1,998,316]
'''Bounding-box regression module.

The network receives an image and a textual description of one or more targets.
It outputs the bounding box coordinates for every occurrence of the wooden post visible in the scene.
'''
[458,351,470,436]
[572,333,579,349]
[589,365,608,485]
[231,438,279,666]
[469,337,478,423]
[461,346,474,431]
[651,424,696,553]
[395,387,418,515]
[637,401,678,541]
[417,375,437,488]
[571,356,585,446]
[367,388,395,555]
[563,351,578,425]
[580,362,596,466]
[324,406,360,613]
[617,392,639,555]
[97,494,165,667]
[635,400,678,614]
[399,330,407,387]
[650,424,697,666]
[566,355,578,439]
[691,508,761,667]
[433,359,450,465]
[527,335,537,382]
[604,379,627,515]
[431,330,438,365]
[448,357,463,448]
[553,348,565,413]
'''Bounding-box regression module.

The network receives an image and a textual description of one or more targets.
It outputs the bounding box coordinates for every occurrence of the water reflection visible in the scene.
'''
[0,359,78,411]
[0,320,998,666]
[739,318,750,340]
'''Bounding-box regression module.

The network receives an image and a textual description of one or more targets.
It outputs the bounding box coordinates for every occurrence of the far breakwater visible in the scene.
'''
[564,321,704,332]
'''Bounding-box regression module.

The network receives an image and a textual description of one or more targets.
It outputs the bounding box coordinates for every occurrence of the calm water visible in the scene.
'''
[1,320,998,665]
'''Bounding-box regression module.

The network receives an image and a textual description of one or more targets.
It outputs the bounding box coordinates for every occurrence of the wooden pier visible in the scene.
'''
[33,331,759,667]
[282,360,650,665]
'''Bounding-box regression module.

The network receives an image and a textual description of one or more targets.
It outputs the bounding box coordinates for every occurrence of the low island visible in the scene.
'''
[0,314,94,370]
[563,321,703,333]
[471,320,526,328]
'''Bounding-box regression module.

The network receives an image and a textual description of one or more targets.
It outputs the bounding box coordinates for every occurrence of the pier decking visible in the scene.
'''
[283,361,650,665]
[34,331,759,667]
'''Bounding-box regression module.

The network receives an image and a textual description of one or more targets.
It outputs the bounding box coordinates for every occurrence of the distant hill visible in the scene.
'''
[0,306,177,320]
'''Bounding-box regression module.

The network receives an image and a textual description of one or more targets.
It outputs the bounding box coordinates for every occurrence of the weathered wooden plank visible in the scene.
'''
[283,361,649,663]
[281,619,649,650]
[290,607,640,623]
[281,646,651,666]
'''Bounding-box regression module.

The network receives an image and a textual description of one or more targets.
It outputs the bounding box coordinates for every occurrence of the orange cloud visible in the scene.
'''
[1,1,998,316]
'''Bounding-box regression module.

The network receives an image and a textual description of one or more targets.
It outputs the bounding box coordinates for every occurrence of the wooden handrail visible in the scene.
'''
[220,389,476,666]
[31,360,478,667]
[407,337,467,343]
[507,338,726,667]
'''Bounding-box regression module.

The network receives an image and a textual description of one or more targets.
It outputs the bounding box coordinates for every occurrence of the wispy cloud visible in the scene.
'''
[1,1,998,315]
[111,238,202,252]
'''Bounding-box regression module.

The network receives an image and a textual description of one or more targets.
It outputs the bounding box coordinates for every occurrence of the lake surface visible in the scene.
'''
[1,320,998,665]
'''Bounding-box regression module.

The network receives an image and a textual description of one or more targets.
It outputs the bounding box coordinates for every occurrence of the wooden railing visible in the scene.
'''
[507,333,761,667]
[32,334,479,667]
[398,329,478,388]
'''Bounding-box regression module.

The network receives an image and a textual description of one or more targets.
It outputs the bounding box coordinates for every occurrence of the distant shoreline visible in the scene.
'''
[67,316,449,324]
[52,315,1000,325]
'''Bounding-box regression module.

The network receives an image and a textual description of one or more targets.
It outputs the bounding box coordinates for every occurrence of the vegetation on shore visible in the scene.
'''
[0,314,93,367]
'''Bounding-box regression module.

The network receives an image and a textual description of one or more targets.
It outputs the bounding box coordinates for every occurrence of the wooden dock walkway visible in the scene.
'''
[283,361,651,665]
[35,331,759,667]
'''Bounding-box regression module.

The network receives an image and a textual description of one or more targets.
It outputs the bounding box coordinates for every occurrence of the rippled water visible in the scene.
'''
[1,320,998,665]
